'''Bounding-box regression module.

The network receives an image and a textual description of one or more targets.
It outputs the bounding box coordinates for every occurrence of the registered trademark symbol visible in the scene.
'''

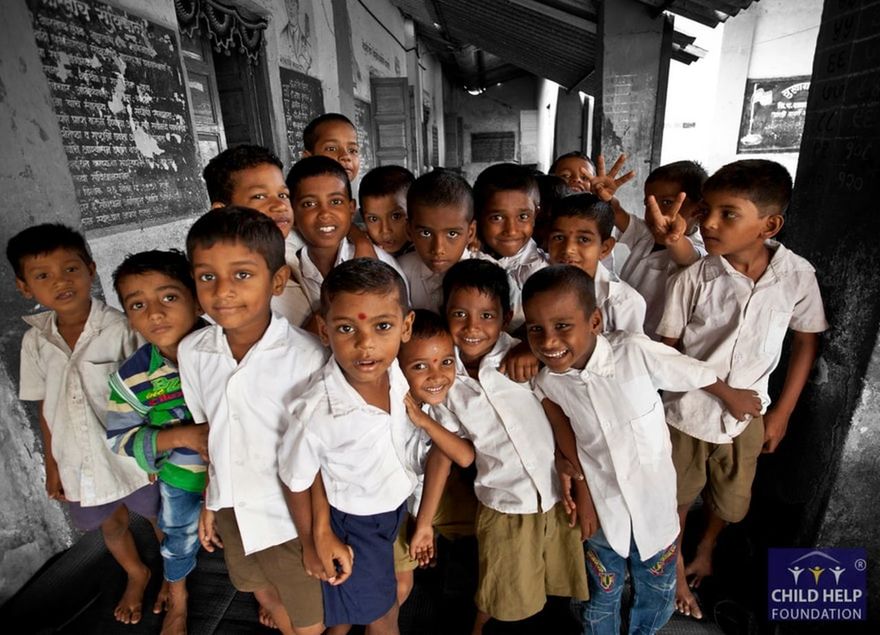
[855,559,867,571]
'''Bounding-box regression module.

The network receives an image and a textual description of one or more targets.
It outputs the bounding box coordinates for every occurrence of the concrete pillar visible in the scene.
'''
[330,0,355,119]
[594,0,672,213]
[554,87,585,158]
[536,78,559,173]
[404,19,423,172]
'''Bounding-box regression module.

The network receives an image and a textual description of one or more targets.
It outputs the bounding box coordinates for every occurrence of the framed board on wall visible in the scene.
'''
[279,67,324,163]
[738,76,811,154]
[354,98,375,175]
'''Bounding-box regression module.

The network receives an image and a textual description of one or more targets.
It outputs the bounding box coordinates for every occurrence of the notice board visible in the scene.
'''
[354,98,375,175]
[738,76,811,153]
[28,0,205,230]
[279,66,324,162]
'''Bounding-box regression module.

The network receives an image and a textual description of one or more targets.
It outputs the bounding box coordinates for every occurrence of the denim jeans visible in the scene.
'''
[158,481,203,582]
[577,530,677,635]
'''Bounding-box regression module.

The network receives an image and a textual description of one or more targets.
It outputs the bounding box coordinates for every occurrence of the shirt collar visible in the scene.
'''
[540,334,614,383]
[148,344,166,374]
[454,331,519,377]
[194,312,293,356]
[706,240,793,283]
[301,238,353,282]
[593,261,613,298]
[324,357,408,417]
[497,240,538,267]
[22,297,120,338]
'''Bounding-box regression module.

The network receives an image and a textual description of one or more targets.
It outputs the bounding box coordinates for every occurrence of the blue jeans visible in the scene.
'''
[157,481,203,582]
[577,530,677,635]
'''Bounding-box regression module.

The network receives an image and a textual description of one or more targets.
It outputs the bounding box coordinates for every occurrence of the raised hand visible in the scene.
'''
[645,192,688,245]
[590,154,636,202]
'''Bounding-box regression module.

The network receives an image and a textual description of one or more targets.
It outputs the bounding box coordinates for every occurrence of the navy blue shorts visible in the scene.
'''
[322,503,406,627]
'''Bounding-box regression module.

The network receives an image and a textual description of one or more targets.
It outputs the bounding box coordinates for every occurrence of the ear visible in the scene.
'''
[302,149,312,158]
[400,309,415,344]
[315,313,331,346]
[589,307,602,334]
[502,309,514,330]
[88,261,97,278]
[466,220,477,244]
[210,201,226,210]
[599,236,616,260]
[348,198,356,217]
[762,214,784,239]
[15,277,33,299]
[270,264,291,296]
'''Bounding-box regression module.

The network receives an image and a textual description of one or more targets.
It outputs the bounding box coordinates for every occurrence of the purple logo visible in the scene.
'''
[768,548,866,621]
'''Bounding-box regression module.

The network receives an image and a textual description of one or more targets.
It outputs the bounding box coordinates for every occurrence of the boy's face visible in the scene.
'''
[304,121,360,182]
[399,333,456,405]
[553,157,595,193]
[219,163,293,238]
[16,248,95,314]
[479,190,536,258]
[699,190,781,258]
[117,272,201,359]
[644,179,701,234]
[546,216,614,278]
[524,289,601,373]
[318,289,414,388]
[362,192,408,254]
[293,174,355,250]
[191,240,287,340]
[445,286,509,365]
[408,205,476,275]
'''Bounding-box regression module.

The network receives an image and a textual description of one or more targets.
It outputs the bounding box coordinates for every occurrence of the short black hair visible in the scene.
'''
[473,163,539,220]
[550,151,596,175]
[409,309,450,340]
[408,169,474,222]
[202,144,284,204]
[286,155,352,200]
[319,257,409,316]
[522,265,596,318]
[537,174,572,214]
[703,159,792,217]
[646,160,708,203]
[113,249,195,307]
[442,259,510,316]
[186,206,285,273]
[6,223,93,280]
[551,193,615,241]
[303,113,356,152]
[359,165,415,201]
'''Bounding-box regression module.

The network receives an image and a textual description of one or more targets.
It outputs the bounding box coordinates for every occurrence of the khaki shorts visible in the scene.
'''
[214,508,323,628]
[474,502,588,621]
[393,513,419,572]
[670,416,765,523]
[434,464,479,540]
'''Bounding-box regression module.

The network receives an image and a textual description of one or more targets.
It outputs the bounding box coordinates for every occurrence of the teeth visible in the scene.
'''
[463,337,481,344]
[543,350,567,359]
[424,385,445,393]
[318,226,336,233]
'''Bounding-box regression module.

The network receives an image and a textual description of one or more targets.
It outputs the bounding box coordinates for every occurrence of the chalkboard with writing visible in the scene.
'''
[354,98,375,175]
[279,67,324,162]
[28,0,206,230]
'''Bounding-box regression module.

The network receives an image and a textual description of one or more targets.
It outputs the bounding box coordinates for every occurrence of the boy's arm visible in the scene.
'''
[410,447,452,565]
[403,393,474,467]
[282,477,323,578]
[310,473,353,585]
[348,225,379,259]
[498,340,540,383]
[38,402,64,501]
[702,380,763,422]
[199,470,224,552]
[762,330,820,453]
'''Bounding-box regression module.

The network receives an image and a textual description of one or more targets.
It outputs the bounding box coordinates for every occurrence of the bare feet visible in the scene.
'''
[684,541,714,589]
[674,558,703,619]
[154,579,171,614]
[258,604,280,630]
[160,593,188,635]
[115,564,151,624]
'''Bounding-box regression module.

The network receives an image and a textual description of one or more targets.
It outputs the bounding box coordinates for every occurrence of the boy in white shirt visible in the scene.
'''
[545,194,646,334]
[179,207,328,635]
[522,265,762,634]
[441,259,588,635]
[656,160,828,618]
[279,259,417,635]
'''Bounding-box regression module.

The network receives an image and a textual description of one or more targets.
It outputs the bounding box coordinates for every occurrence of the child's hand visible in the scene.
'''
[403,392,431,428]
[720,386,763,422]
[177,424,209,461]
[589,154,636,202]
[301,541,325,580]
[199,506,224,552]
[573,481,599,542]
[554,452,583,520]
[45,459,66,501]
[314,528,354,586]
[302,312,321,336]
[645,193,688,245]
[762,408,790,454]
[498,340,539,382]
[409,524,436,568]
[349,225,379,259]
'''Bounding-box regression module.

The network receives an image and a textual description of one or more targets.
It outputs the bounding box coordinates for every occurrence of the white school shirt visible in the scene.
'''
[278,358,416,515]
[594,262,647,335]
[618,213,706,340]
[445,332,559,514]
[398,249,497,313]
[177,314,327,554]
[496,240,548,330]
[270,245,311,328]
[657,241,828,443]
[298,238,408,312]
[19,299,147,506]
[534,332,717,560]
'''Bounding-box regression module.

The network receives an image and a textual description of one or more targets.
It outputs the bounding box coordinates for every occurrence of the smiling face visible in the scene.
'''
[293,174,356,250]
[553,156,595,193]
[304,120,360,182]
[546,216,614,278]
[398,333,456,405]
[362,192,409,254]
[445,286,508,365]
[117,272,201,360]
[318,289,414,389]
[524,288,601,373]
[479,190,537,258]
[699,190,780,258]
[408,204,476,274]
[220,163,293,238]
[16,248,95,316]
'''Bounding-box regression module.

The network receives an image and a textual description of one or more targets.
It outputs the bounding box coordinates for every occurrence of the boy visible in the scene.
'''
[278,259,417,634]
[656,160,828,618]
[202,144,310,327]
[8,224,158,625]
[179,207,328,635]
[534,174,571,250]
[107,250,207,634]
[441,259,588,635]
[522,265,762,635]
[286,155,407,315]
[546,193,646,334]
[302,113,361,183]
[360,165,415,257]
[550,151,595,193]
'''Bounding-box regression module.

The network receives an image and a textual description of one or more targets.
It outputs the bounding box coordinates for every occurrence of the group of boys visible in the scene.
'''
[9,111,827,635]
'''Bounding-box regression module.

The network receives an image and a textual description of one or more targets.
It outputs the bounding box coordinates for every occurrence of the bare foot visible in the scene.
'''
[115,564,151,624]
[675,558,703,619]
[160,594,188,635]
[258,604,279,630]
[154,579,171,614]
[684,541,714,589]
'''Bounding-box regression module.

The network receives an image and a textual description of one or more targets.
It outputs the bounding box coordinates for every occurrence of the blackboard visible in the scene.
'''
[354,98,375,175]
[279,66,324,162]
[471,132,516,162]
[29,0,205,230]
[738,76,811,153]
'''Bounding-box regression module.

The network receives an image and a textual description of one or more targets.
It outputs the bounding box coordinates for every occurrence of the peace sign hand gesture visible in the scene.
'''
[645,192,688,246]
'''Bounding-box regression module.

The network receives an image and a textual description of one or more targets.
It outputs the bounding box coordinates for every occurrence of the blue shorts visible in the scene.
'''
[67,483,160,532]
[322,503,406,627]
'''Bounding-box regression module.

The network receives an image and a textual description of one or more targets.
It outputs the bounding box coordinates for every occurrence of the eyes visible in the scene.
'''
[486,212,533,224]
[549,233,592,245]
[127,294,179,312]
[409,357,455,371]
[416,229,461,239]
[335,321,394,334]
[32,264,82,281]
[323,144,359,156]
[299,197,347,208]
[527,322,571,334]
[197,271,252,282]
[365,212,406,224]
[449,309,497,321]
[252,191,289,201]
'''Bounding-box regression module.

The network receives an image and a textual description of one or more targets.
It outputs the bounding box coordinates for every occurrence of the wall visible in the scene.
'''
[349,0,407,102]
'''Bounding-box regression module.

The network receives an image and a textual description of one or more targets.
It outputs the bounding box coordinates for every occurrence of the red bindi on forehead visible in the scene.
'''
[358,312,367,320]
